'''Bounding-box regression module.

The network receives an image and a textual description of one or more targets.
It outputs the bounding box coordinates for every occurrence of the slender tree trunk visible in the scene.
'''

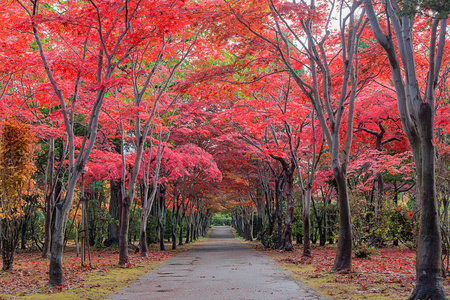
[243,208,253,241]
[250,210,254,240]
[2,243,15,271]
[319,198,328,247]
[21,218,26,250]
[282,172,295,251]
[275,181,283,248]
[158,186,166,251]
[42,204,54,258]
[444,197,449,230]
[139,183,158,257]
[373,172,384,218]
[42,138,55,258]
[302,188,312,257]
[159,211,166,251]
[2,218,20,271]
[179,213,185,246]
[172,206,180,250]
[171,220,177,249]
[185,217,190,244]
[139,212,149,257]
[192,213,197,241]
[106,180,120,247]
[190,221,194,242]
[118,196,131,266]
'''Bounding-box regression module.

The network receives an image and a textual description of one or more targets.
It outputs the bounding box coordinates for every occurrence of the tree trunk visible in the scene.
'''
[41,210,52,257]
[172,206,180,250]
[408,104,446,300]
[319,203,327,247]
[42,138,55,258]
[192,213,198,241]
[282,172,295,251]
[190,222,194,242]
[49,201,71,285]
[331,169,352,272]
[373,172,384,218]
[179,214,185,246]
[106,180,120,247]
[243,209,253,241]
[185,217,190,244]
[21,210,28,250]
[158,186,166,251]
[2,218,20,271]
[42,188,60,258]
[2,241,15,271]
[139,184,157,257]
[118,196,131,266]
[139,213,149,257]
[275,184,283,249]
[302,188,312,256]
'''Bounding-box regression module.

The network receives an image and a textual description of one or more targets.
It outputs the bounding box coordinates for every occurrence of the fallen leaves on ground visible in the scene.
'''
[252,244,450,299]
[0,246,178,297]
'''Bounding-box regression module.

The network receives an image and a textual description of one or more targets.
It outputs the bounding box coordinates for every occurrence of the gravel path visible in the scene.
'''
[106,226,327,300]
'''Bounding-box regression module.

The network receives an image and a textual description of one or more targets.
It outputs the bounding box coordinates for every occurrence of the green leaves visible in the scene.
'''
[399,0,450,18]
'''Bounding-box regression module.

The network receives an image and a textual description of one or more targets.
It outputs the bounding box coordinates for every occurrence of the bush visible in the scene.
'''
[354,244,375,258]
[211,213,232,226]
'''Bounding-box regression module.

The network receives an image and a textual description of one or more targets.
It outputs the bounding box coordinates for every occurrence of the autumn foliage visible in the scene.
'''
[0,117,36,271]
[0,0,448,298]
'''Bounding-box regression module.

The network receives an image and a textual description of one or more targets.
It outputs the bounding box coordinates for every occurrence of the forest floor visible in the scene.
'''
[0,240,202,300]
[2,232,450,299]
[250,241,450,299]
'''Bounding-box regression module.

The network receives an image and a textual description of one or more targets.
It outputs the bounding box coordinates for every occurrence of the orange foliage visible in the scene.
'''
[0,117,36,219]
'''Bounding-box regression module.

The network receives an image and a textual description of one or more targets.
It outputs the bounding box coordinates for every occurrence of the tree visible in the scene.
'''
[0,118,36,271]
[222,0,371,270]
[363,0,449,298]
[138,130,165,256]
[16,0,146,285]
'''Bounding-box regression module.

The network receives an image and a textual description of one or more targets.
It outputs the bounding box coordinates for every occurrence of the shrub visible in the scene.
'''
[354,244,375,258]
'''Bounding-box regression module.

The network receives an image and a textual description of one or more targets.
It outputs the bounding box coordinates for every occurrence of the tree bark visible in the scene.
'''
[49,197,72,285]
[179,213,185,246]
[158,186,167,251]
[106,180,120,247]
[408,104,446,299]
[42,138,56,258]
[172,205,180,250]
[139,183,159,257]
[302,188,312,256]
[2,218,20,271]
[275,178,283,249]
[282,169,295,251]
[185,217,190,244]
[118,196,131,266]
[332,169,352,271]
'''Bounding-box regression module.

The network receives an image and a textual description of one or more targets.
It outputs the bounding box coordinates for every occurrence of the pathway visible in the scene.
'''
[107,226,327,300]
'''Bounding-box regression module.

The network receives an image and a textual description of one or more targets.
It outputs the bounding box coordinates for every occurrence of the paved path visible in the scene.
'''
[107,226,327,300]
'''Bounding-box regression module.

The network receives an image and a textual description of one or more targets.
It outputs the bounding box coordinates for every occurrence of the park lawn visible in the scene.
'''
[0,241,200,300]
[251,243,450,299]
